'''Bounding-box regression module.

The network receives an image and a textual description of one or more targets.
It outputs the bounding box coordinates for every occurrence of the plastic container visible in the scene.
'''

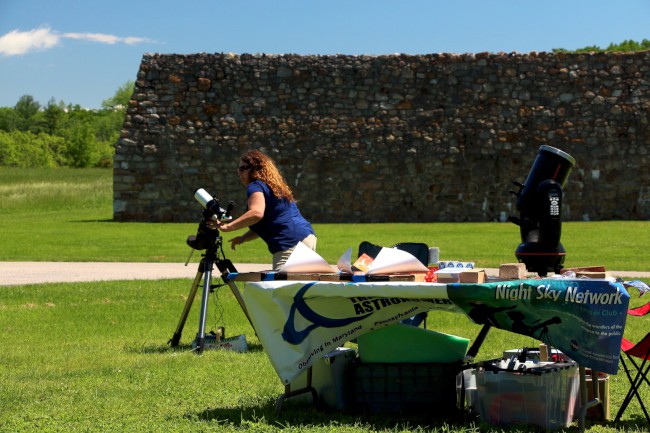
[357,323,469,363]
[475,358,579,429]
[457,368,478,414]
[290,347,357,411]
[503,347,569,362]
[353,361,462,415]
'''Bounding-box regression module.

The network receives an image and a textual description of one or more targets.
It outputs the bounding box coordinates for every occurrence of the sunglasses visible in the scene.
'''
[238,165,251,172]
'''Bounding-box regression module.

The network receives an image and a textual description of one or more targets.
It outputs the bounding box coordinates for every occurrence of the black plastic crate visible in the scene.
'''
[353,362,461,415]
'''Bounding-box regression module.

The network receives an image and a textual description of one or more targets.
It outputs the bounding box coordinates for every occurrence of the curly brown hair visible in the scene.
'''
[240,149,295,201]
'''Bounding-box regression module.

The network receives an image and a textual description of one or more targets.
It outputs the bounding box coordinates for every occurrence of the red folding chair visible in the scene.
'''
[628,302,650,317]
[615,302,650,425]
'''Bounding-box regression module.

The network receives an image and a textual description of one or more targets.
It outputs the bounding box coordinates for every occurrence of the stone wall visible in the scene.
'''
[114,51,650,223]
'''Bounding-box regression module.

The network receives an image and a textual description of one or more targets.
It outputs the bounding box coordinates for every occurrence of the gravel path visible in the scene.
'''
[1,262,648,286]
[0,262,270,286]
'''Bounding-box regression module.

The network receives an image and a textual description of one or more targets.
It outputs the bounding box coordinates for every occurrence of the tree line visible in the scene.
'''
[0,81,133,168]
[553,39,650,53]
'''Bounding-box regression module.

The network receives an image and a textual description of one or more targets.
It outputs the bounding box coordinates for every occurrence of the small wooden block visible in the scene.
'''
[499,263,527,279]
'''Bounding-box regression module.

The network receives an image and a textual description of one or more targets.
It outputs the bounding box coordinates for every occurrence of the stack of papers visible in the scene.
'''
[337,246,428,275]
[278,244,428,275]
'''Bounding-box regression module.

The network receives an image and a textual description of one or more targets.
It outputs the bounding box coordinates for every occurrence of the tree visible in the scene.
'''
[14,95,41,131]
[0,107,19,131]
[43,98,65,135]
[65,121,95,168]
[102,80,135,109]
[0,81,133,168]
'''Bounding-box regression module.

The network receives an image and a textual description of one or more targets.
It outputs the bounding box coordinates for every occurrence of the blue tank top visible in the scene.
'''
[247,180,315,254]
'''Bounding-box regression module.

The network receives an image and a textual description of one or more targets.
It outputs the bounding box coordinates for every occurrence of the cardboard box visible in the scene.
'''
[460,269,486,283]
[435,268,463,283]
[574,370,610,421]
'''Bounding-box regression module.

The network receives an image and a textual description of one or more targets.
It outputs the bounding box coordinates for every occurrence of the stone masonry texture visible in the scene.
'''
[114,51,650,223]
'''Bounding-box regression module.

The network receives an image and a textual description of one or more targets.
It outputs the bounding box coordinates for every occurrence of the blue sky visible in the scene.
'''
[1,0,649,109]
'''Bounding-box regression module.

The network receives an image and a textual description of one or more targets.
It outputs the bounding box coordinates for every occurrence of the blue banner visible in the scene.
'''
[447,279,630,374]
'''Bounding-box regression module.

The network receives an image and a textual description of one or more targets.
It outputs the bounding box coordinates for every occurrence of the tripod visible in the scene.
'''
[168,222,253,353]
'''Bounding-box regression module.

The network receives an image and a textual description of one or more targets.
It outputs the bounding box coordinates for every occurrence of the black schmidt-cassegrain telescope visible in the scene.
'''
[509,145,575,276]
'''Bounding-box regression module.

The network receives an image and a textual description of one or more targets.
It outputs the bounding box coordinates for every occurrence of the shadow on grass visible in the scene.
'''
[193,396,476,431]
[124,341,266,354]
[610,417,650,431]
[75,219,115,223]
[190,386,647,432]
[194,400,644,432]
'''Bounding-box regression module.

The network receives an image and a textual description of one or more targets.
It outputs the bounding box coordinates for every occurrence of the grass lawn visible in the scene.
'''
[1,279,648,433]
[0,167,649,432]
[0,167,649,272]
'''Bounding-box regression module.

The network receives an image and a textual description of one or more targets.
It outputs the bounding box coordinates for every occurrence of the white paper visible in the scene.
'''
[367,247,429,275]
[434,267,465,275]
[337,247,353,273]
[278,242,334,273]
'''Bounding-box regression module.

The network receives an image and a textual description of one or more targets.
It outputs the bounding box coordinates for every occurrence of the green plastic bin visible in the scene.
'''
[358,323,470,363]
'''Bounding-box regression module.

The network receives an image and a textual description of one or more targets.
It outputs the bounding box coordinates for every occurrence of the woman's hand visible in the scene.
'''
[209,191,264,233]
[216,220,235,232]
[204,219,224,231]
[228,235,246,250]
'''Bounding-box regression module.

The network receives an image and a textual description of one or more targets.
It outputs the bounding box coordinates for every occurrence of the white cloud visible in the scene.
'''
[0,27,153,56]
[63,32,122,44]
[0,28,60,56]
[63,32,152,45]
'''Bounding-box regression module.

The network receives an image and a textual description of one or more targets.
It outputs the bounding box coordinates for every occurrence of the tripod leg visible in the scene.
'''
[168,269,203,347]
[224,277,256,333]
[195,261,214,354]
[215,259,256,333]
[466,324,491,361]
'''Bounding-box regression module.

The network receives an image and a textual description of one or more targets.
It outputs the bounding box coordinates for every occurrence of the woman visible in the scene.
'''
[214,149,317,270]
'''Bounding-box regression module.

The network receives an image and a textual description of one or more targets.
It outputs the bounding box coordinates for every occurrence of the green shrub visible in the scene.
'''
[64,122,95,168]
[0,130,63,168]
